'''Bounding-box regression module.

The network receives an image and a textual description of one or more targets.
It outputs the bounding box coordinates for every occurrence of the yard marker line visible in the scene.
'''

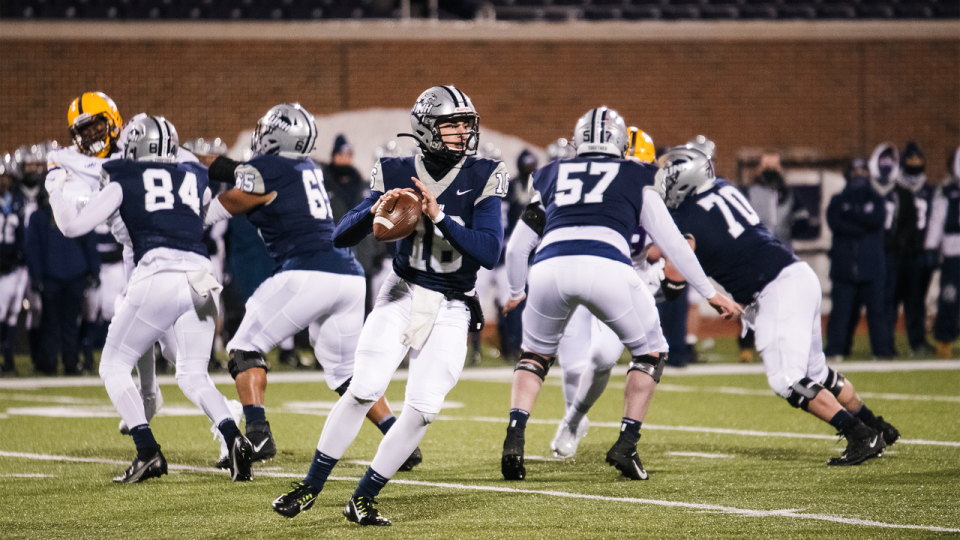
[667,452,734,458]
[458,416,960,447]
[0,393,107,405]
[1,451,957,532]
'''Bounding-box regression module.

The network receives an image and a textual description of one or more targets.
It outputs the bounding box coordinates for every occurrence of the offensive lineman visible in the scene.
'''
[272,85,505,526]
[199,103,420,470]
[48,116,254,482]
[500,108,740,481]
[660,143,899,466]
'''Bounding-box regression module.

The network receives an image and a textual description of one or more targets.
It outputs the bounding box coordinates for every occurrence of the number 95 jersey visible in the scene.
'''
[101,160,209,265]
[670,178,798,305]
[235,154,362,276]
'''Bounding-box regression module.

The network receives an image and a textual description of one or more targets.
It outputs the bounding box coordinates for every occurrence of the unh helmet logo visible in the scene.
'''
[264,111,294,133]
[413,92,438,117]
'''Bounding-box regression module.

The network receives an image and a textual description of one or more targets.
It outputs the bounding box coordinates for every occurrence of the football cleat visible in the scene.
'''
[828,424,886,466]
[551,416,590,459]
[230,435,254,481]
[501,426,526,481]
[215,455,231,470]
[398,446,422,472]
[113,449,167,483]
[343,495,391,526]
[605,433,648,480]
[866,416,900,446]
[246,420,277,462]
[272,482,318,518]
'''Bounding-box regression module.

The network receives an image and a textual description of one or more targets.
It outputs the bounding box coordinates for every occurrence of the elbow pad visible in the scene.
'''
[208,156,241,184]
[661,278,687,301]
[520,203,546,237]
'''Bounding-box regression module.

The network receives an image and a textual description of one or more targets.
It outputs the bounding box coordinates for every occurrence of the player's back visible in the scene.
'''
[238,154,361,276]
[533,156,654,265]
[671,178,798,305]
[0,191,25,272]
[103,159,208,265]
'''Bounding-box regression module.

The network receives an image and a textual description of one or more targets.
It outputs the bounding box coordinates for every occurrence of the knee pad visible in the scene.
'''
[227,350,268,380]
[823,368,845,398]
[627,353,666,384]
[514,351,555,382]
[785,377,825,411]
[334,378,352,397]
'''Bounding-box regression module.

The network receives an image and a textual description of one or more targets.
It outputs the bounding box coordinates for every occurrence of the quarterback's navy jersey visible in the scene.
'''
[236,155,362,277]
[368,156,506,293]
[671,178,799,305]
[0,190,25,274]
[103,160,209,264]
[533,156,655,265]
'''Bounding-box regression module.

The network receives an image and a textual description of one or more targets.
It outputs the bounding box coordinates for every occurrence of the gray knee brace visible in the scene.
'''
[514,351,555,382]
[823,368,845,398]
[786,377,825,411]
[627,353,667,384]
[227,350,268,380]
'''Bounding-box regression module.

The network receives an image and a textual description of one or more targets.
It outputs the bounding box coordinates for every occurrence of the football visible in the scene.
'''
[373,190,423,242]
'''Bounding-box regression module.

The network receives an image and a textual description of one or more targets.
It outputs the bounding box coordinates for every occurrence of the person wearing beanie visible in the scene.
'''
[893,142,937,356]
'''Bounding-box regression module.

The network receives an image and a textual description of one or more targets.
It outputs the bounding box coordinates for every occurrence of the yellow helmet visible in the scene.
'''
[626,126,656,164]
[67,92,122,158]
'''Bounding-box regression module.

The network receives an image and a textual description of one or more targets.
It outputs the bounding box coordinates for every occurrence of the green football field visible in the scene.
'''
[1,358,958,539]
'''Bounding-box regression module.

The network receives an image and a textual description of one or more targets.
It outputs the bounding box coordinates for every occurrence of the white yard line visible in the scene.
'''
[667,452,735,458]
[0,450,956,533]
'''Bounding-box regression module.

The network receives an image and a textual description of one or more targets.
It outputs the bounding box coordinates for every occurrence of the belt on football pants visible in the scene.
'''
[443,291,484,333]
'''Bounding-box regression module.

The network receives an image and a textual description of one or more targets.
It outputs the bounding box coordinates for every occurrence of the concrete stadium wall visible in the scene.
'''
[1,21,958,182]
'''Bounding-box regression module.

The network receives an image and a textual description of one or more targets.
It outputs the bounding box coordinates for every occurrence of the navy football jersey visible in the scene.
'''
[671,178,799,305]
[371,155,507,292]
[234,154,362,276]
[533,156,656,265]
[0,191,25,274]
[102,160,209,264]
[942,183,960,235]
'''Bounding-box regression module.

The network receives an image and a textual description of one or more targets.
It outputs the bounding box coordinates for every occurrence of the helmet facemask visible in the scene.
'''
[71,114,115,158]
[430,114,479,162]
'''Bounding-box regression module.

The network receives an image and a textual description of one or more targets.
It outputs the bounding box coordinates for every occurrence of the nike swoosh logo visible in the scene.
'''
[869,436,878,448]
[253,439,269,452]
[457,189,472,195]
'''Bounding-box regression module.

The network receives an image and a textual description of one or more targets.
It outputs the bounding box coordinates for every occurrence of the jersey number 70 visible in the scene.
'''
[696,185,760,239]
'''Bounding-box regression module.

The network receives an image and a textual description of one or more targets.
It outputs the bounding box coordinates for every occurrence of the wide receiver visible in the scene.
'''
[501,108,741,482]
[272,85,505,526]
[661,143,899,465]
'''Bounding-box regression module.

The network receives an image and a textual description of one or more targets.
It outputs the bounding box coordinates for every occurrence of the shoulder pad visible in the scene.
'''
[234,163,266,194]
[520,202,546,237]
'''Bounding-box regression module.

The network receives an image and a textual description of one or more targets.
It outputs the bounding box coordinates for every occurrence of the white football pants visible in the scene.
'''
[226,270,365,391]
[0,267,27,326]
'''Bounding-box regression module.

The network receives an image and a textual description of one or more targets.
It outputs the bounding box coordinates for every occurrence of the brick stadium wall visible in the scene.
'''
[2,38,958,179]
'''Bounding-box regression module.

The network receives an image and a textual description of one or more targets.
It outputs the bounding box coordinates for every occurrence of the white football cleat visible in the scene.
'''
[550,416,590,458]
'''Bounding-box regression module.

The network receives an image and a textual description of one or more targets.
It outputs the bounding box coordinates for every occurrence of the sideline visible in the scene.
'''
[0,450,957,534]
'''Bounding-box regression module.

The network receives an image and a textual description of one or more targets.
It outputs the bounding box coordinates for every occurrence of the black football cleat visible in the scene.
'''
[605,432,648,480]
[272,481,318,518]
[343,495,391,526]
[501,426,526,481]
[867,416,900,446]
[230,435,254,481]
[828,423,886,466]
[114,449,168,483]
[215,454,231,470]
[246,420,277,461]
[397,446,422,472]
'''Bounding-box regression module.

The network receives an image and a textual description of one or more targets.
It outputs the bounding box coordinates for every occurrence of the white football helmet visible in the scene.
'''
[660,145,716,209]
[409,85,480,161]
[251,103,318,158]
[573,106,629,158]
[123,116,179,163]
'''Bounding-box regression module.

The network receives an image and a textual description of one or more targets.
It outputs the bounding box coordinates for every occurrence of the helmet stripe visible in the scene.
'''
[77,94,84,115]
[596,107,608,145]
[151,116,168,157]
[303,109,316,155]
[588,108,598,145]
[452,86,468,107]
[440,85,462,107]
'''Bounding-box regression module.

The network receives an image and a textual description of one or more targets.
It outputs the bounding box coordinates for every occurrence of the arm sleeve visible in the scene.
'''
[504,219,541,300]
[640,190,716,299]
[925,194,947,250]
[434,195,504,270]
[333,191,379,248]
[49,182,123,238]
[208,156,240,185]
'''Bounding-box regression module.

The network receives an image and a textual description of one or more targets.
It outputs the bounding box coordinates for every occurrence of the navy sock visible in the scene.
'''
[620,417,642,438]
[243,404,266,425]
[130,424,160,460]
[377,415,396,435]
[353,467,390,500]
[303,450,338,493]
[509,409,530,430]
[853,404,878,426]
[829,410,858,432]
[218,418,242,448]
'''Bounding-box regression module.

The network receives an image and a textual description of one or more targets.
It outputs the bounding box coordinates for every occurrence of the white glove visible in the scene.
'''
[642,259,666,295]
[45,168,67,193]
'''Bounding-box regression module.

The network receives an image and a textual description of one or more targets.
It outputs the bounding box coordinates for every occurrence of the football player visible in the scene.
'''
[661,142,900,466]
[200,103,420,470]
[13,144,48,369]
[47,116,253,482]
[499,115,732,481]
[272,85,506,526]
[0,156,26,375]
